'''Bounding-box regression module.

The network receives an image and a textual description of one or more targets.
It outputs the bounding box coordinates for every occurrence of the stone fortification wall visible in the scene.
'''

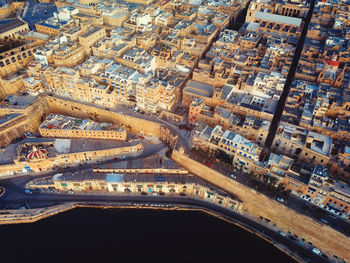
[171,149,350,261]
[44,96,163,137]
[0,96,50,146]
[0,142,143,177]
[0,95,175,147]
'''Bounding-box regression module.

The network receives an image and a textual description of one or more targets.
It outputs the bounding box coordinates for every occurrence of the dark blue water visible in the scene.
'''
[0,208,297,263]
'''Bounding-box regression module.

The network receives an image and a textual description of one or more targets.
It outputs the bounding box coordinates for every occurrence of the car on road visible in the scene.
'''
[24,189,32,195]
[230,174,237,179]
[320,218,328,224]
[312,248,321,255]
[277,197,284,203]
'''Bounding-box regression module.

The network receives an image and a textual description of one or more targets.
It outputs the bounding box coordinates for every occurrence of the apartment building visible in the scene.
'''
[192,124,262,172]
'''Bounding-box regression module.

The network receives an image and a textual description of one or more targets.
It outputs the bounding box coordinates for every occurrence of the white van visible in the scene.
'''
[312,248,321,255]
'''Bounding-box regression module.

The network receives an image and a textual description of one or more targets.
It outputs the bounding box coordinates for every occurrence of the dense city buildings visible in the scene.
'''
[1,0,350,260]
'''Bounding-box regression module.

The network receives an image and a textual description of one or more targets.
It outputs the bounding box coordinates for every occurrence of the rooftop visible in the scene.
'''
[0,18,27,34]
[39,113,124,133]
[255,11,302,27]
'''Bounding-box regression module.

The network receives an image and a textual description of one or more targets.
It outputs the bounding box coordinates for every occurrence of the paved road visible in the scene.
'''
[260,0,317,161]
[113,104,192,152]
[227,169,350,238]
[0,140,167,200]
[22,0,57,30]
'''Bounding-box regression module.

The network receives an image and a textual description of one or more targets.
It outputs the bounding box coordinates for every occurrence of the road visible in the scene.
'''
[21,0,57,30]
[227,168,350,238]
[260,0,317,161]
[113,104,192,152]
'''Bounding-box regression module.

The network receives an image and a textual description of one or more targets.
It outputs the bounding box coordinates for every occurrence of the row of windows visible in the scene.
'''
[41,130,124,137]
[0,50,34,67]
[328,199,349,209]
[1,28,28,39]
[54,51,83,61]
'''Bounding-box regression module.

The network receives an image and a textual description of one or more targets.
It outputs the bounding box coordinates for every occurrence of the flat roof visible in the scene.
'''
[254,11,302,27]
[39,113,124,132]
[0,19,27,34]
[81,27,103,38]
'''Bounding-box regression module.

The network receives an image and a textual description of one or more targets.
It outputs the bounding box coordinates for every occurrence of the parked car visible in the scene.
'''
[24,189,32,195]
[312,248,321,255]
[320,218,328,224]
[230,174,237,179]
[277,197,285,203]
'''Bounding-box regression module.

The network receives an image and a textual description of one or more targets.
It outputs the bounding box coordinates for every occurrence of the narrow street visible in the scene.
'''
[260,0,317,161]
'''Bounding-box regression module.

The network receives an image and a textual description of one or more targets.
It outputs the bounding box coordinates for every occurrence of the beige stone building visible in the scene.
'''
[23,76,44,95]
[0,41,39,77]
[44,171,242,211]
[35,23,60,36]
[52,42,86,68]
[39,113,127,140]
[78,26,106,54]
[192,124,262,172]
[0,18,29,39]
